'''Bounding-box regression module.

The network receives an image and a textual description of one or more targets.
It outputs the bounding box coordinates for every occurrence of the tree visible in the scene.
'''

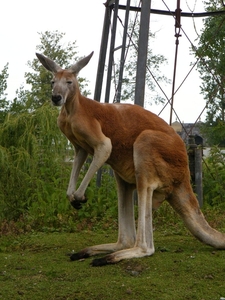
[12,30,90,111]
[0,63,9,122]
[194,0,225,145]
[114,21,170,105]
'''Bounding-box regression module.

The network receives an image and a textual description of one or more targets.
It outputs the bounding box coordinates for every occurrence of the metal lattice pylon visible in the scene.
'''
[93,0,151,107]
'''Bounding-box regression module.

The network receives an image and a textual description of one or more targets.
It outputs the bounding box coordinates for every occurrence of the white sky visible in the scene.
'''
[0,0,207,123]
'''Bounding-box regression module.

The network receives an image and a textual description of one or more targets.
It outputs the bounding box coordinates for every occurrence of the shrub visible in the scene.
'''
[0,104,118,231]
[0,103,71,222]
[202,146,225,208]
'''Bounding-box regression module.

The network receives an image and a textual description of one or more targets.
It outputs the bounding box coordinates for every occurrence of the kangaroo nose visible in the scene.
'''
[52,95,62,104]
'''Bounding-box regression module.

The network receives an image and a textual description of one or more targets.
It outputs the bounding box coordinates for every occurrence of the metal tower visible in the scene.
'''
[93,0,151,107]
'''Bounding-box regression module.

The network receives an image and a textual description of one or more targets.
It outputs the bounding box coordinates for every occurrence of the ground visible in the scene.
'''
[1,227,225,300]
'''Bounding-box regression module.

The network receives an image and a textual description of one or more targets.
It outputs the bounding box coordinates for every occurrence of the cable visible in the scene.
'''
[185,0,200,37]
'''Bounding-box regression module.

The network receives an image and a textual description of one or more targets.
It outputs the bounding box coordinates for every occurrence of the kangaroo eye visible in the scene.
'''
[51,80,55,86]
[67,81,72,85]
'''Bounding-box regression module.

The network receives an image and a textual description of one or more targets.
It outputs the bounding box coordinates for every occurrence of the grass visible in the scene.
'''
[1,224,225,300]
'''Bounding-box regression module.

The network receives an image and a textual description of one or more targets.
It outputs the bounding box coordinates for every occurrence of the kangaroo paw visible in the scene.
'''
[70,196,87,210]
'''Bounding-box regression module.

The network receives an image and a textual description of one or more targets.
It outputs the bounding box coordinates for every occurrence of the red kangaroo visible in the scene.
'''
[36,52,225,266]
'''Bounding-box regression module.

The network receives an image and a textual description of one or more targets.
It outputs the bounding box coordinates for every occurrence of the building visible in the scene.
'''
[171,120,204,146]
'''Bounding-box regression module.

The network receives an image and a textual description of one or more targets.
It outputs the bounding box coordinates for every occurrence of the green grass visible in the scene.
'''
[1,226,225,300]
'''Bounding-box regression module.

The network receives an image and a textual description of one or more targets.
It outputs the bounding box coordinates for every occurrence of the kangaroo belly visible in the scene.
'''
[108,159,136,184]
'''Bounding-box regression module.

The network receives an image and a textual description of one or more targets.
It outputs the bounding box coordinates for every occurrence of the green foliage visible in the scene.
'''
[77,165,118,221]
[0,63,9,122]
[200,119,225,146]
[0,103,71,221]
[0,63,8,98]
[203,146,225,207]
[0,106,118,227]
[194,0,225,136]
[0,101,118,227]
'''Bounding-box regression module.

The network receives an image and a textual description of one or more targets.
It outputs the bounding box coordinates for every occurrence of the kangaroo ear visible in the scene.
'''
[69,52,94,75]
[36,53,62,73]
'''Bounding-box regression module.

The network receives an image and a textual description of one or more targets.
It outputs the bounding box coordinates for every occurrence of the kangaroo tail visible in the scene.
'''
[169,181,225,249]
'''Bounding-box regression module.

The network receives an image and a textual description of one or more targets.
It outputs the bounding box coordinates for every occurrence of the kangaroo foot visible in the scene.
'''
[91,256,112,267]
[70,251,90,261]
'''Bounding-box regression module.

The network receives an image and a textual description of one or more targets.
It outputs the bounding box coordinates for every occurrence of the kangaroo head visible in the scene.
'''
[36,52,94,106]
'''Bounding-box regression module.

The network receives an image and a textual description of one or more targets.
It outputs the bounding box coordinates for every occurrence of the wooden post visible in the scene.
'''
[195,146,203,207]
[187,135,203,207]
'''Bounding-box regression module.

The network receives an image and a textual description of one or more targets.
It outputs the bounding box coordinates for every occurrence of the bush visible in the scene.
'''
[0,105,118,231]
[202,146,225,208]
[76,165,118,221]
[0,103,70,222]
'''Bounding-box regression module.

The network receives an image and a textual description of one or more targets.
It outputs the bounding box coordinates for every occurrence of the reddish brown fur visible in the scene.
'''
[36,52,225,265]
[59,94,186,187]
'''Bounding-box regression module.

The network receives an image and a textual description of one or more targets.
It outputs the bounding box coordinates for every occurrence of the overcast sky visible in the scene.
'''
[0,0,206,123]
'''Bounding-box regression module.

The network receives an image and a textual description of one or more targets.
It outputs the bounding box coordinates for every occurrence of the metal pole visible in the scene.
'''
[169,0,182,125]
[94,2,113,102]
[94,1,114,187]
[104,0,119,103]
[134,0,151,107]
[115,0,131,103]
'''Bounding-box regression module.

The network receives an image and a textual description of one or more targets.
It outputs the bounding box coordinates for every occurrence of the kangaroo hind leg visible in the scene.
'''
[70,175,136,262]
[91,137,158,265]
[91,183,156,266]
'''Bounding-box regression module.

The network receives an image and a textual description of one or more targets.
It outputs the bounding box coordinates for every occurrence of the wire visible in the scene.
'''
[185,0,200,37]
[185,0,197,13]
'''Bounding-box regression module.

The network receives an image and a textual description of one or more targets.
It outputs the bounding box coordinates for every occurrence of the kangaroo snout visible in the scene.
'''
[52,94,62,105]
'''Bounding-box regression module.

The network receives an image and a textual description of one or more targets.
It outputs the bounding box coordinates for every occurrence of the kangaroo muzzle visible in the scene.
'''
[52,94,62,105]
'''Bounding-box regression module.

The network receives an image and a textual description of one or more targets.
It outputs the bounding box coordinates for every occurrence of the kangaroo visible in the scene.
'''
[36,51,225,266]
